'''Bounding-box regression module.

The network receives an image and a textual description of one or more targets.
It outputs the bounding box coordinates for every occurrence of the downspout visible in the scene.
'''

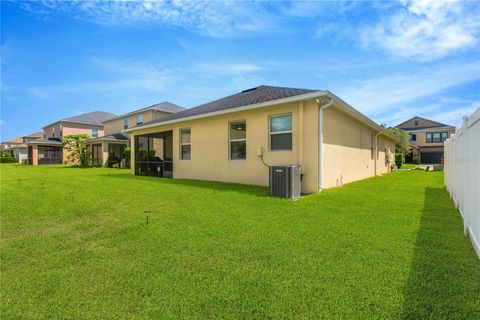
[374,132,381,176]
[317,96,334,191]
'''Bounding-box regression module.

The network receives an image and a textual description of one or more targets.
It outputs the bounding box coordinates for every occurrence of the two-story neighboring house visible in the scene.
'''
[87,102,185,167]
[395,116,455,164]
[27,111,116,165]
[0,132,43,163]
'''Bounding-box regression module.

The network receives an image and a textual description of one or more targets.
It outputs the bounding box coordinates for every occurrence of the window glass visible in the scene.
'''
[270,115,292,132]
[181,145,191,160]
[271,133,292,150]
[180,128,191,160]
[229,121,246,160]
[230,122,246,140]
[426,133,432,143]
[409,134,416,141]
[180,129,191,144]
[441,132,448,141]
[123,118,129,129]
[136,114,143,125]
[92,128,98,138]
[433,132,441,142]
[230,141,246,160]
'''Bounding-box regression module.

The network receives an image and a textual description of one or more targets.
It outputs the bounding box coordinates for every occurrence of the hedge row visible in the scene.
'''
[0,157,17,163]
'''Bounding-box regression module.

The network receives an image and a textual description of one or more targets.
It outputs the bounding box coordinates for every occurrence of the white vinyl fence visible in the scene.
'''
[444,107,480,259]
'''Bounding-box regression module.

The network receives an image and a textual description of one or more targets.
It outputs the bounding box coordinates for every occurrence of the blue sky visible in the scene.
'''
[1,0,479,141]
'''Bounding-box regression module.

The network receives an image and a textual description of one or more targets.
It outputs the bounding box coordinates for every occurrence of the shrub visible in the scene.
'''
[123,147,131,169]
[0,156,17,163]
[395,153,404,168]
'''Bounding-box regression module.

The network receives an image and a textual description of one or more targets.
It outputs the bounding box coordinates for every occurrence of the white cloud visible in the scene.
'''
[20,0,275,38]
[361,0,480,61]
[337,61,480,117]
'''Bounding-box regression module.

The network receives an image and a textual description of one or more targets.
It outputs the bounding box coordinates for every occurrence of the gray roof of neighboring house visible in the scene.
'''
[27,138,62,145]
[43,111,117,128]
[88,133,129,142]
[400,125,456,131]
[395,116,451,130]
[103,101,185,123]
[131,85,317,129]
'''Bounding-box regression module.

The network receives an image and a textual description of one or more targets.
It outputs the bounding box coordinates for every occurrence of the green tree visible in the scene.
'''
[387,127,411,156]
[62,134,90,166]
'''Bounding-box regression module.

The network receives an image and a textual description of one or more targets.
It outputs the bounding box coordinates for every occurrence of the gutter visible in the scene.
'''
[317,97,334,190]
[374,131,381,176]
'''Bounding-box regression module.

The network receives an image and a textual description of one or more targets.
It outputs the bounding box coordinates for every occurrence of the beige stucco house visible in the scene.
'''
[28,111,116,165]
[124,85,396,194]
[396,116,455,164]
[87,102,184,167]
[0,132,43,163]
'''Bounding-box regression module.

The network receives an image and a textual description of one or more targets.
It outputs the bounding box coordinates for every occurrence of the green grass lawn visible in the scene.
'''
[401,163,419,169]
[1,164,479,319]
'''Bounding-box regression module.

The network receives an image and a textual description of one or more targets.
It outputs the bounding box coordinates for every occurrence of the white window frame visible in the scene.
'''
[179,128,191,160]
[269,113,292,152]
[92,128,98,138]
[229,120,247,160]
[136,114,143,125]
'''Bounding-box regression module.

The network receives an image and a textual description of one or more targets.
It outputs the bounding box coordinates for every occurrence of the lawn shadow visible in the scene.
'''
[401,187,480,319]
[98,172,270,197]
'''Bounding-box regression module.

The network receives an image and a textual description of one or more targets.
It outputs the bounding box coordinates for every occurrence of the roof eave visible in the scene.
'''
[123,90,395,141]
[103,106,183,124]
[42,120,104,129]
[123,91,329,133]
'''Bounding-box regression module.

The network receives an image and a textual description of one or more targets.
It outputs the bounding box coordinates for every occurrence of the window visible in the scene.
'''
[123,118,129,129]
[59,125,63,138]
[426,132,448,143]
[409,133,416,141]
[180,128,191,160]
[136,114,143,125]
[229,121,246,160]
[43,130,46,139]
[441,132,448,141]
[269,114,292,151]
[414,120,419,125]
[426,133,432,143]
[92,128,98,138]
[52,127,55,138]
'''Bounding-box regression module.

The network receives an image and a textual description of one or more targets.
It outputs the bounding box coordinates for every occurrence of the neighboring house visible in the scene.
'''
[0,132,43,163]
[395,116,455,164]
[87,102,184,167]
[28,111,116,165]
[124,85,396,194]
